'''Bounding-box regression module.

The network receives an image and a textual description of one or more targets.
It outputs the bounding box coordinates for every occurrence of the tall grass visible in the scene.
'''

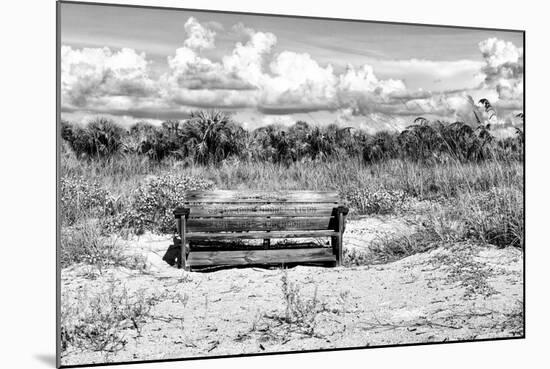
[61,127,524,256]
[62,148,521,196]
[60,221,147,271]
[62,153,523,247]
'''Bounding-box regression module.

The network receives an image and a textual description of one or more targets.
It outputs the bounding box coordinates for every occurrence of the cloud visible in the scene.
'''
[163,19,410,115]
[168,88,257,109]
[334,64,407,116]
[372,59,485,91]
[258,104,332,115]
[260,114,296,127]
[61,18,523,131]
[61,105,191,124]
[222,28,277,87]
[260,51,337,108]
[61,45,157,108]
[182,17,216,50]
[166,46,256,91]
[163,19,276,108]
[478,38,523,102]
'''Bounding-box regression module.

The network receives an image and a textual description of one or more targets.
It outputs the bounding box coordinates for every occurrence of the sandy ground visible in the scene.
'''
[60,216,524,366]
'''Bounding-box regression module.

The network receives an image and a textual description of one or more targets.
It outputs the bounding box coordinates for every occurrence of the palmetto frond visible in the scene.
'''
[479,98,497,121]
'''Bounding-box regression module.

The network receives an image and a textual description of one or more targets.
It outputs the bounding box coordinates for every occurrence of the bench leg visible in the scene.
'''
[338,212,344,266]
[331,212,344,266]
[179,216,189,271]
[331,235,341,266]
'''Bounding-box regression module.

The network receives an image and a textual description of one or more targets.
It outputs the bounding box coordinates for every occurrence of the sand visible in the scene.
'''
[60,216,523,366]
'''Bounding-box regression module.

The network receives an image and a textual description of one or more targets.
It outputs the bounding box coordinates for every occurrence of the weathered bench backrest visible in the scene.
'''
[183,190,340,233]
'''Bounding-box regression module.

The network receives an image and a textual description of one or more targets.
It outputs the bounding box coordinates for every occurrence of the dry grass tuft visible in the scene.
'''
[61,284,166,356]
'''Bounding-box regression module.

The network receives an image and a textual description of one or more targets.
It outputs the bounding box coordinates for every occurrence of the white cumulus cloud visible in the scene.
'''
[61,45,156,108]
[260,51,337,109]
[479,37,523,102]
[61,18,523,130]
[183,17,216,50]
[222,29,277,87]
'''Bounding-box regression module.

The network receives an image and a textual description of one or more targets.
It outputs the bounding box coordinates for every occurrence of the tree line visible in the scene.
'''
[61,110,524,165]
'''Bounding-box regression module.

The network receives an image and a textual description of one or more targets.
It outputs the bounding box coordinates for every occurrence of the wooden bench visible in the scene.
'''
[173,190,348,271]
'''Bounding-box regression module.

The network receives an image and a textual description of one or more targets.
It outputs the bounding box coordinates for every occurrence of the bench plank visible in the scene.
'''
[187,248,336,266]
[187,204,335,218]
[185,190,339,203]
[186,217,334,232]
[186,230,339,240]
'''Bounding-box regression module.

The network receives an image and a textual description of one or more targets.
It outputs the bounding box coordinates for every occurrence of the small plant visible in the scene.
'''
[343,247,372,267]
[461,187,523,248]
[251,271,346,341]
[60,177,116,225]
[369,229,441,264]
[344,187,406,215]
[60,221,147,272]
[278,270,327,335]
[500,300,524,336]
[61,284,165,355]
[431,243,498,299]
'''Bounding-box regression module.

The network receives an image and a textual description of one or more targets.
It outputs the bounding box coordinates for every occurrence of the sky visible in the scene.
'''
[60,2,524,133]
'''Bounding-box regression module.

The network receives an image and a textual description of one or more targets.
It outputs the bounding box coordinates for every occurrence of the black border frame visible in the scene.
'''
[55,1,526,367]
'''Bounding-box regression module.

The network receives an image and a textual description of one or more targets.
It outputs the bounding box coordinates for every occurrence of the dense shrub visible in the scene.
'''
[64,117,126,158]
[106,175,214,234]
[363,131,399,163]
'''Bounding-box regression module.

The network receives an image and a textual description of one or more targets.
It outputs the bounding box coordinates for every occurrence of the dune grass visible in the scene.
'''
[61,148,523,249]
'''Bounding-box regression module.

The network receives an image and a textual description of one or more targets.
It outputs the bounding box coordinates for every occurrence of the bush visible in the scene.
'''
[344,187,406,215]
[65,118,126,158]
[344,224,444,266]
[106,175,214,234]
[61,177,118,225]
[369,229,442,263]
[462,187,523,248]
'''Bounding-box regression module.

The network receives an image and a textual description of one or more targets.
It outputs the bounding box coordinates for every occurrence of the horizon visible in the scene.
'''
[60,2,524,135]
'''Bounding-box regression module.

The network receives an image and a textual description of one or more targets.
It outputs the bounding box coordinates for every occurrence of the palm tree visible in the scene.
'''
[60,119,74,142]
[363,131,398,163]
[398,118,442,162]
[161,120,181,136]
[181,110,243,164]
[442,121,476,161]
[79,117,126,158]
[288,121,311,160]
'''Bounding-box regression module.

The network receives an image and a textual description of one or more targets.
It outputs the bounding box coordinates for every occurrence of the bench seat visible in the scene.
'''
[187,248,336,267]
